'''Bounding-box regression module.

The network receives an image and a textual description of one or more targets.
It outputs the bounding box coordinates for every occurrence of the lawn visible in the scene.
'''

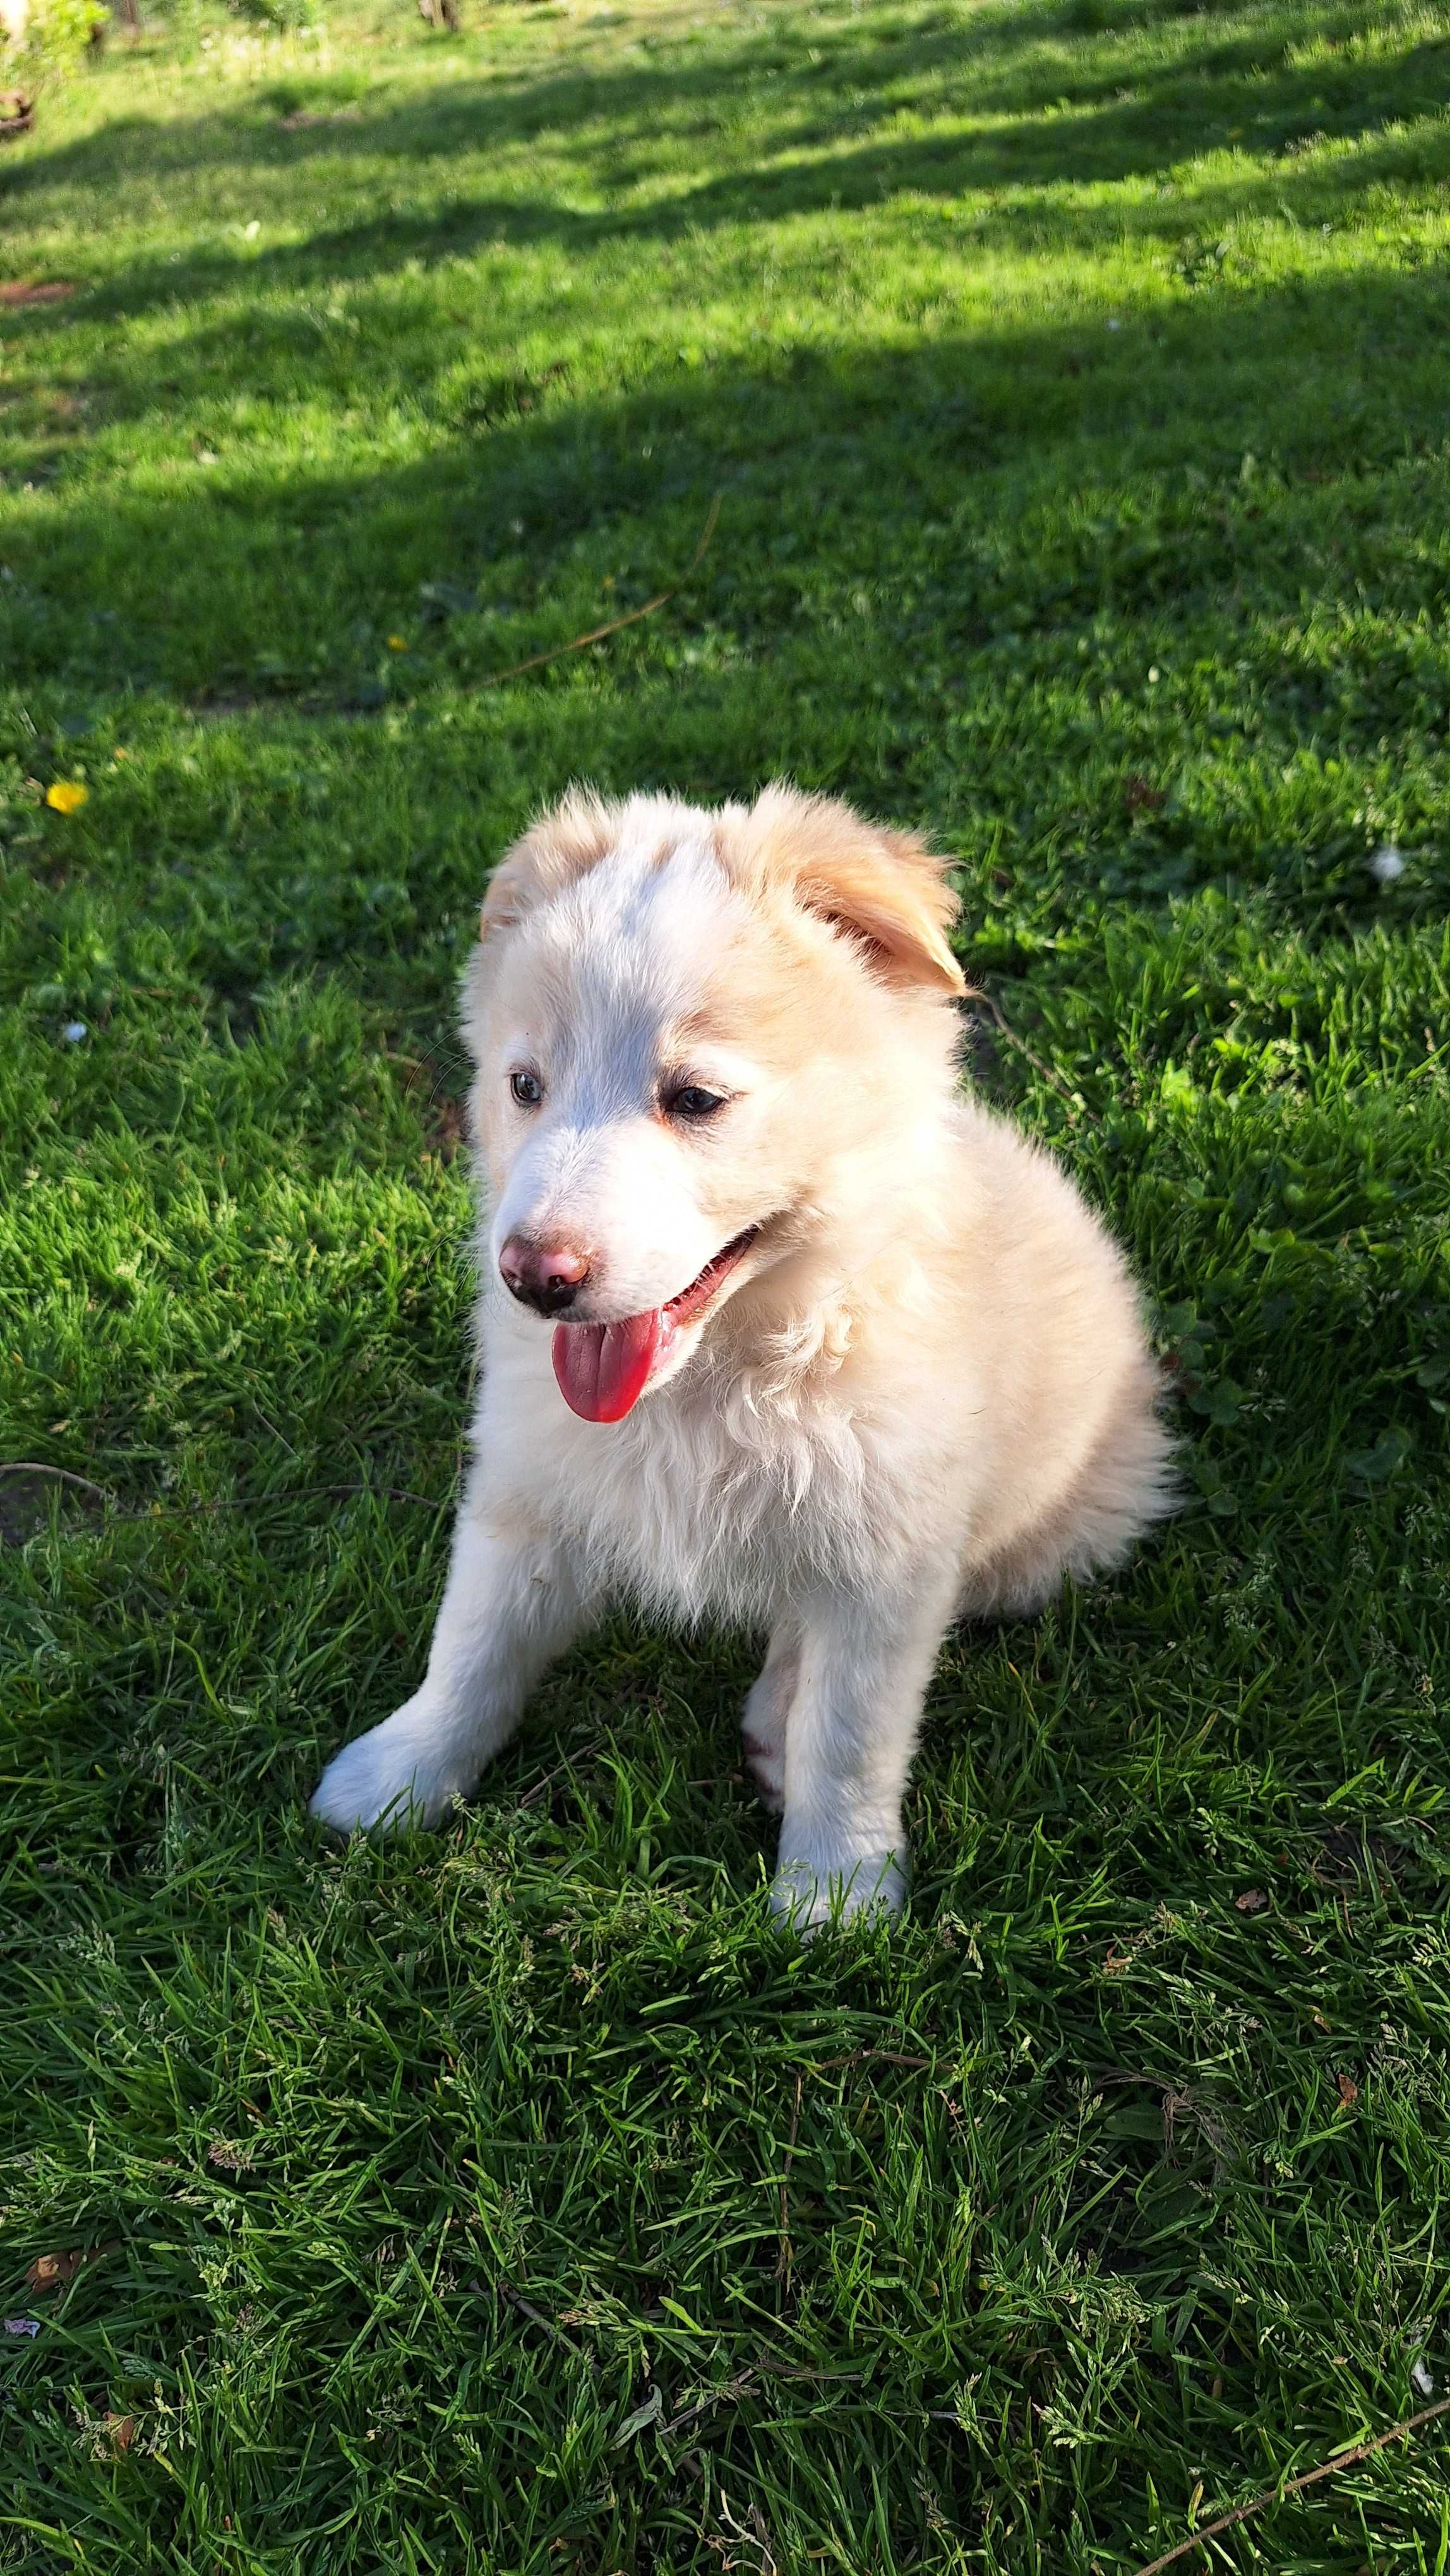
[3,0,1450,2565]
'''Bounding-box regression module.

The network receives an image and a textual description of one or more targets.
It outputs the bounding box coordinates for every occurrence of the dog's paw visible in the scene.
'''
[769,1848,907,1935]
[309,1696,465,1836]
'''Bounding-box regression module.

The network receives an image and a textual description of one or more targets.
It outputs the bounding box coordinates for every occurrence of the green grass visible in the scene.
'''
[3,0,1450,2564]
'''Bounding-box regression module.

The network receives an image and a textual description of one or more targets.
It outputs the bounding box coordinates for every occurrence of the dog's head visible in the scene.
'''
[461,785,965,1421]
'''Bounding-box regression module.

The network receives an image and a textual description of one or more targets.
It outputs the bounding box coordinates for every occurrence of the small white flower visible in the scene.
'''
[244,220,261,241]
[63,1020,88,1043]
[1369,844,1406,884]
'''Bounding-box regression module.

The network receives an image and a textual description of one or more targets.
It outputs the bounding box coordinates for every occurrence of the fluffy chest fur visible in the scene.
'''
[479,1299,900,1626]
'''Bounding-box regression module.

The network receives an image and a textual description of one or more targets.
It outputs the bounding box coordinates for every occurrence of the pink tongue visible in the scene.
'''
[553,1311,663,1422]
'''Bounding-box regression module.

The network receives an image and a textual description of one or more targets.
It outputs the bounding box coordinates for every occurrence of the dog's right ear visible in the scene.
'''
[479,790,616,943]
[741,786,966,996]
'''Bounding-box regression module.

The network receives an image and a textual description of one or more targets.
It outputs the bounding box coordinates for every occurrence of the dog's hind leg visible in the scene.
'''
[310,1477,597,1835]
[741,1623,800,1814]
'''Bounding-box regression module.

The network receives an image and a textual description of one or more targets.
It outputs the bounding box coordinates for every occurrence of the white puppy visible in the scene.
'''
[311,787,1173,1925]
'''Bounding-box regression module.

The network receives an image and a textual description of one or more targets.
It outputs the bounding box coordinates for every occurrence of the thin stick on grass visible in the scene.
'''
[476,493,721,691]
[664,2368,761,2439]
[495,2279,594,2365]
[0,1461,110,1500]
[805,2051,932,2073]
[776,2068,804,2287]
[755,2360,865,2383]
[661,2358,866,2439]
[1129,2393,1450,2576]
[160,1482,445,1516]
[969,992,1082,1111]
[773,2049,926,2285]
[3,1468,446,1517]
[515,1736,609,1808]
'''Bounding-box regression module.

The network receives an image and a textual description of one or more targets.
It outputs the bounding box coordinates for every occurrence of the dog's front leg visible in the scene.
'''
[309,1483,596,1834]
[770,1568,959,1930]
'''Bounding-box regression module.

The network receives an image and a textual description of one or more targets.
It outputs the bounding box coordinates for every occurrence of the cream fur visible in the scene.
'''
[311,787,1175,1927]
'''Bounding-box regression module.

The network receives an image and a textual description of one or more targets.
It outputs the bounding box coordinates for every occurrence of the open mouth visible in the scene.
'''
[661,1224,760,1332]
[551,1226,760,1424]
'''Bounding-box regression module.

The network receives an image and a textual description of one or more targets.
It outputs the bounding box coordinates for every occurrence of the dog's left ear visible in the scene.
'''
[479,789,617,945]
[745,788,966,996]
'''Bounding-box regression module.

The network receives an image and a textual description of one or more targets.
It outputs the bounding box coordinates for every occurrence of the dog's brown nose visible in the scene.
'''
[499,1234,592,1316]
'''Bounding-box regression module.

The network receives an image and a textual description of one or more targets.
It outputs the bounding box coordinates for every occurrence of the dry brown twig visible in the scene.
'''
[664,2370,761,2440]
[663,2358,865,2442]
[515,1736,611,1810]
[772,2051,928,2286]
[776,2070,805,2287]
[494,2279,593,2366]
[1130,2392,1450,2576]
[0,1469,446,1520]
[806,2049,932,2073]
[476,494,722,691]
[165,1481,445,1517]
[0,1460,110,1498]
[969,991,1082,1111]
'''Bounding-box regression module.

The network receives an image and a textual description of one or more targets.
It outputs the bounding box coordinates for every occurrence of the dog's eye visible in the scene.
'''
[510,1068,543,1107]
[667,1085,726,1123]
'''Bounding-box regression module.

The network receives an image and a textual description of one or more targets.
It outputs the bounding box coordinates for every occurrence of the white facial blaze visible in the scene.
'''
[488,838,758,1322]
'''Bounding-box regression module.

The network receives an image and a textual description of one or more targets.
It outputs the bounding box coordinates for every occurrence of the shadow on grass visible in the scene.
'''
[4,0,1450,967]
[6,252,1450,724]
[3,0,1448,295]
[6,86,1440,354]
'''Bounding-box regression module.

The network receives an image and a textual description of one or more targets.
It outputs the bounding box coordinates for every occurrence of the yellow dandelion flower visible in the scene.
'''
[46,780,89,814]
[386,635,409,652]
